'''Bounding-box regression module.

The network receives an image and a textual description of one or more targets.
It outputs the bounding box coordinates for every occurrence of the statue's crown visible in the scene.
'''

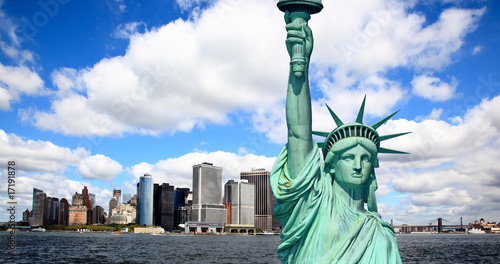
[313,96,410,157]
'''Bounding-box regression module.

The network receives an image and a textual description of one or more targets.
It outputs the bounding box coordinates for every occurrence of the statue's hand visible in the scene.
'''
[285,11,313,62]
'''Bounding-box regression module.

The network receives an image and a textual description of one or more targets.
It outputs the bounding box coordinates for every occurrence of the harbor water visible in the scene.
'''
[2,232,500,263]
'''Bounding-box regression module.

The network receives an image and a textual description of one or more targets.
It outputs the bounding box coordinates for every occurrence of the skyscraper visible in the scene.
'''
[240,169,281,231]
[174,188,190,229]
[113,189,122,205]
[139,173,153,226]
[82,186,91,209]
[224,180,255,226]
[30,188,46,226]
[108,197,118,224]
[153,183,175,231]
[191,162,226,224]
[59,198,69,225]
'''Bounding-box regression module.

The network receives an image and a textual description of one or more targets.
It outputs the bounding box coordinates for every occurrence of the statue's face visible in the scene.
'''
[334,145,372,190]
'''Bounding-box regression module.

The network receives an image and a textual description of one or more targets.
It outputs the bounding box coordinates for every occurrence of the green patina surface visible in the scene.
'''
[272,1,409,263]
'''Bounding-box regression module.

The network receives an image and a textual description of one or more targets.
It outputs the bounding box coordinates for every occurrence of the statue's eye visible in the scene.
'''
[361,155,371,162]
[341,155,354,161]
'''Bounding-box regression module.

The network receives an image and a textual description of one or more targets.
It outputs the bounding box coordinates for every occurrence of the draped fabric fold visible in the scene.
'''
[271,145,402,264]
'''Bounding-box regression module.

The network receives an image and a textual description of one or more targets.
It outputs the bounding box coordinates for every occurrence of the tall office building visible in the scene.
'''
[48,197,60,225]
[240,169,281,231]
[108,197,118,224]
[30,188,46,226]
[113,189,122,205]
[139,173,154,226]
[59,198,69,226]
[174,188,190,211]
[174,188,190,229]
[82,186,91,209]
[153,183,175,231]
[136,183,140,224]
[191,162,226,224]
[224,180,255,226]
[92,205,105,224]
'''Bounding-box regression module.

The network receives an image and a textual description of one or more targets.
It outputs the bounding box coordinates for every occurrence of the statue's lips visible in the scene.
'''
[351,173,363,178]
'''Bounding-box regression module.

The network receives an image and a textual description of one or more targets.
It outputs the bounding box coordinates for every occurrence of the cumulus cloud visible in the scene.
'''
[0,130,122,181]
[19,0,484,139]
[125,150,275,193]
[411,74,457,101]
[0,64,44,110]
[23,0,287,136]
[0,129,125,220]
[374,95,500,223]
[78,154,123,180]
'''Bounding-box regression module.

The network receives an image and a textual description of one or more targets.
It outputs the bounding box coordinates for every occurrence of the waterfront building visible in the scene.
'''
[174,188,190,210]
[46,197,54,226]
[191,162,226,224]
[23,209,31,223]
[240,169,281,231]
[68,206,87,225]
[49,197,60,225]
[134,227,165,234]
[59,198,69,226]
[123,193,131,204]
[185,222,224,234]
[153,183,175,231]
[173,188,190,229]
[108,197,118,224]
[109,214,127,224]
[224,180,255,226]
[136,183,141,224]
[92,205,105,224]
[113,189,122,205]
[139,173,154,226]
[30,188,46,226]
[111,203,137,224]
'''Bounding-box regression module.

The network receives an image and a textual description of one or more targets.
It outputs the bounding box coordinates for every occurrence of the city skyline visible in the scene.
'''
[0,0,500,226]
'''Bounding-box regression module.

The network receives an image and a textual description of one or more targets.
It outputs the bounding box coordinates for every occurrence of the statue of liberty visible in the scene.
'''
[270,3,408,263]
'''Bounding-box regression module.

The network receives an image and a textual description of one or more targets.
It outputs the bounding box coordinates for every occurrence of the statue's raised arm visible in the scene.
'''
[284,11,315,179]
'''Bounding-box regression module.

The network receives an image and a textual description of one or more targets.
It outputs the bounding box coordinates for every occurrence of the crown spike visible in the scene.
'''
[325,103,344,127]
[356,95,366,123]
[312,131,330,137]
[371,110,400,130]
[378,147,410,154]
[379,132,412,141]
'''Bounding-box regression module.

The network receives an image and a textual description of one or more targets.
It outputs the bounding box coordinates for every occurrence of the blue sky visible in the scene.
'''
[0,0,499,226]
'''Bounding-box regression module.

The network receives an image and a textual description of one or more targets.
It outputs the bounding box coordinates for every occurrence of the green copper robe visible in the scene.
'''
[271,145,402,264]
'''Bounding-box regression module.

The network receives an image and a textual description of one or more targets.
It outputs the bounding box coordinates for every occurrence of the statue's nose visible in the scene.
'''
[353,157,362,170]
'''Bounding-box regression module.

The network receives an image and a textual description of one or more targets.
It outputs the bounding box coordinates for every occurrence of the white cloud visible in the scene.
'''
[78,154,123,180]
[24,0,287,136]
[20,0,483,139]
[472,45,483,55]
[374,95,500,223]
[126,150,275,193]
[0,129,122,181]
[411,73,457,101]
[113,22,148,39]
[0,64,44,110]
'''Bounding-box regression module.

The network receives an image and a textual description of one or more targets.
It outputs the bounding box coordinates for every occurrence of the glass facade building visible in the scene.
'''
[139,173,154,226]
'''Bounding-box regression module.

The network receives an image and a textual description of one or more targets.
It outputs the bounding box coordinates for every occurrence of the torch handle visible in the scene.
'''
[288,11,311,64]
